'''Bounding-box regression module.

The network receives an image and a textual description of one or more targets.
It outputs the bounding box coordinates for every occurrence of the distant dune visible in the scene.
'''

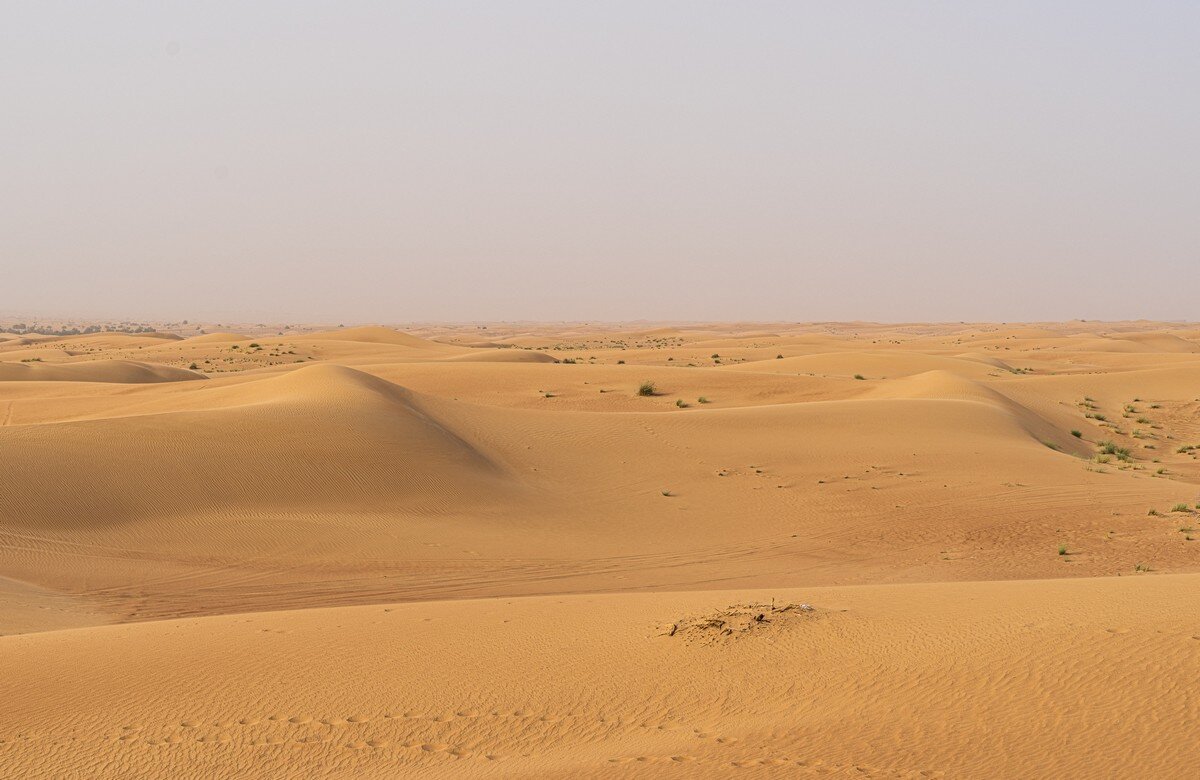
[305,325,446,348]
[0,359,204,383]
[184,331,252,343]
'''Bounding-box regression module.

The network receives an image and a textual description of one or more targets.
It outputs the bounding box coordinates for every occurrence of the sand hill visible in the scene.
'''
[2,321,1200,778]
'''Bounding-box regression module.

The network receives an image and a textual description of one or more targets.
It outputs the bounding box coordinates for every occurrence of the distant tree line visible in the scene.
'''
[2,323,157,336]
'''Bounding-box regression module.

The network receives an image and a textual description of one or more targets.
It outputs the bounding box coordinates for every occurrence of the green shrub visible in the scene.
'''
[638,381,656,396]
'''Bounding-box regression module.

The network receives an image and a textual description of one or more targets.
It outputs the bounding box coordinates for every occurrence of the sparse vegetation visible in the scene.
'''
[637,381,657,397]
[1171,503,1191,513]
[853,374,865,380]
[1070,429,1082,438]
[1097,441,1132,461]
[1057,544,1068,556]
[698,396,709,404]
[675,399,688,408]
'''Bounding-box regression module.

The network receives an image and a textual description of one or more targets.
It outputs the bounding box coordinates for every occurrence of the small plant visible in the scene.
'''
[1057,544,1068,556]
[776,354,784,359]
[698,396,709,404]
[711,353,720,359]
[637,381,657,397]
[249,343,260,348]
[189,362,199,370]
[1171,503,1191,513]
[617,359,625,364]
[1148,508,1161,516]
[1097,441,1132,461]
[1136,417,1151,425]
[1070,429,1082,438]
[853,374,865,380]
[1135,563,1151,573]
[675,399,688,408]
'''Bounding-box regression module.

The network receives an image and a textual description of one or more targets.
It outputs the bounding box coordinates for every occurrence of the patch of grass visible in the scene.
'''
[1057,544,1068,556]
[697,396,709,404]
[188,362,198,370]
[776,354,784,359]
[1097,440,1132,461]
[1135,563,1151,573]
[637,381,657,397]
[1070,429,1082,438]
[1171,503,1191,513]
[1148,508,1161,516]
[675,399,688,408]
[617,359,625,364]
[853,374,865,380]
[1136,417,1151,425]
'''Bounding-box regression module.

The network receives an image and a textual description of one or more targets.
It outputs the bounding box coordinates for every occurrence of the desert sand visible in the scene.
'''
[2,320,1200,778]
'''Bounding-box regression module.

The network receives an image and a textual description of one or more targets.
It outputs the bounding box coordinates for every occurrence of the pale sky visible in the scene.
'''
[3,2,1198,323]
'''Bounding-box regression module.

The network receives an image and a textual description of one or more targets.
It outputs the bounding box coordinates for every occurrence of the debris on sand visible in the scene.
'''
[663,600,820,643]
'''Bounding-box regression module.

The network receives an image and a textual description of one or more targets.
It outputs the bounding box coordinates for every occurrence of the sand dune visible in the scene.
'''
[3,321,1200,778]
[2,575,1199,778]
[306,325,448,349]
[0,359,204,384]
[183,332,252,343]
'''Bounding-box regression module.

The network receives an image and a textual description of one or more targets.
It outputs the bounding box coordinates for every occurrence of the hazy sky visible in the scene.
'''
[3,2,1198,323]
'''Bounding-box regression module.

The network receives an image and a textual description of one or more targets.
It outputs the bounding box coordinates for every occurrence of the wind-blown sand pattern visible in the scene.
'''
[3,321,1200,778]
